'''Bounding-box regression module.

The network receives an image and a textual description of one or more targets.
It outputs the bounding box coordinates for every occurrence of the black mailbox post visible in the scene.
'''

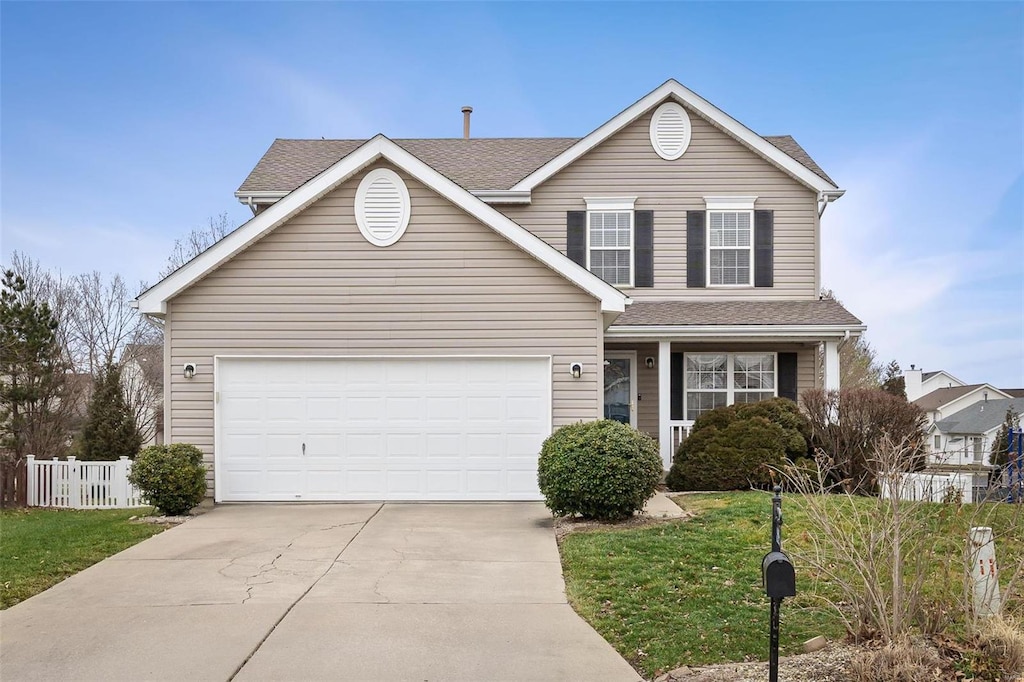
[762,486,795,682]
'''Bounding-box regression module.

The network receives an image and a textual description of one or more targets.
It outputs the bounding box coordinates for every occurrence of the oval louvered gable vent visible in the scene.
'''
[650,101,692,160]
[355,168,411,247]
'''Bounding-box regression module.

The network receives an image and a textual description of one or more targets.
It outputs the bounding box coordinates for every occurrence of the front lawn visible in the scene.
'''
[0,507,164,609]
[559,492,1024,679]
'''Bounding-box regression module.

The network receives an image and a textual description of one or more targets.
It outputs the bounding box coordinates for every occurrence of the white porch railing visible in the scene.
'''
[880,471,974,504]
[26,455,147,509]
[670,420,695,453]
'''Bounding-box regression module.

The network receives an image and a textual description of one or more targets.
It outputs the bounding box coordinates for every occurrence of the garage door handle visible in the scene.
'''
[302,443,306,456]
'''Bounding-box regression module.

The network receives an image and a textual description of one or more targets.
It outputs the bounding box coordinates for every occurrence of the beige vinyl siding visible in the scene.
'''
[606,342,818,441]
[166,162,602,491]
[501,101,820,301]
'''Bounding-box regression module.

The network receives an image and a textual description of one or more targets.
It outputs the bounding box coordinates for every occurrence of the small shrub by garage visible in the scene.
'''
[666,399,810,492]
[128,443,207,516]
[537,420,662,522]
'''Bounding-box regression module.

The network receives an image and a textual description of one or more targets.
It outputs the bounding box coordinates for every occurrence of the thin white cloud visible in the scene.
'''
[823,139,1023,385]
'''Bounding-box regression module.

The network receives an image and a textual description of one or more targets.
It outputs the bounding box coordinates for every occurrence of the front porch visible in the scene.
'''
[602,300,863,468]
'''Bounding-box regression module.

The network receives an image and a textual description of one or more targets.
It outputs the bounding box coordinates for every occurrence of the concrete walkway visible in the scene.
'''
[0,503,641,682]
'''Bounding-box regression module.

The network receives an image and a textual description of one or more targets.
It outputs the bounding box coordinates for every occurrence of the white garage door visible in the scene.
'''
[216,357,551,502]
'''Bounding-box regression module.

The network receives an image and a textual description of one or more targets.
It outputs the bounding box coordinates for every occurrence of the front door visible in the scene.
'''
[604,352,637,427]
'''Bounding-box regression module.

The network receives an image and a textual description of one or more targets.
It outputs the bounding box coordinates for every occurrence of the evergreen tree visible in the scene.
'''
[79,362,142,460]
[990,406,1022,469]
[880,360,906,399]
[0,269,72,459]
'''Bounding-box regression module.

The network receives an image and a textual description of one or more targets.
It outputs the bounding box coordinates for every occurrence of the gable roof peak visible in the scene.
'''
[508,78,840,194]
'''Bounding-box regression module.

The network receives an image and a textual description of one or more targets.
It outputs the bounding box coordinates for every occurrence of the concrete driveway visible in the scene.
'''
[0,503,641,682]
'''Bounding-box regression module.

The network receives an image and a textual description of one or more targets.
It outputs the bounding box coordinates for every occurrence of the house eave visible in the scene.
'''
[604,323,867,341]
[237,188,534,207]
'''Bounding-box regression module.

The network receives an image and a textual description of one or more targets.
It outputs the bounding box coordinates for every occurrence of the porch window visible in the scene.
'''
[685,352,776,420]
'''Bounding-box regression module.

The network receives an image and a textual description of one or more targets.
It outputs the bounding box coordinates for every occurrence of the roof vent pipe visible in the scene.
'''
[462,106,473,139]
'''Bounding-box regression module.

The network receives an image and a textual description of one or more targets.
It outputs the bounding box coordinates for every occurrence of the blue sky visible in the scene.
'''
[2,2,1021,385]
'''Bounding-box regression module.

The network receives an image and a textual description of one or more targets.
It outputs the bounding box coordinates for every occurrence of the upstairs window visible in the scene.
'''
[585,197,637,287]
[708,210,753,286]
[588,212,632,285]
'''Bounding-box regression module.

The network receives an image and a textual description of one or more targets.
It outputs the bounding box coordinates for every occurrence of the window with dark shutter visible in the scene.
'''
[670,353,683,420]
[566,211,586,267]
[754,210,774,288]
[634,210,654,288]
[778,353,798,402]
[686,211,705,288]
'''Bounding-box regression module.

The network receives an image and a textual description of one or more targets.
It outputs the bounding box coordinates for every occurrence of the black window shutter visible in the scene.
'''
[754,210,774,288]
[778,352,798,402]
[634,210,654,287]
[670,352,683,420]
[566,211,587,267]
[686,211,705,288]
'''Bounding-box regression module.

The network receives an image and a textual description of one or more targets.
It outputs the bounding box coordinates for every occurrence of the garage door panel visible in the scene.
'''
[348,469,385,494]
[217,357,549,501]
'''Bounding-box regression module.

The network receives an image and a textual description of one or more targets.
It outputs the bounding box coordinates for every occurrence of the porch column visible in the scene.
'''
[824,340,841,392]
[658,340,672,468]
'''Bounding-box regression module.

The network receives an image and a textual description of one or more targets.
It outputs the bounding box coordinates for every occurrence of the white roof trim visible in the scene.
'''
[137,136,627,315]
[605,323,866,340]
[510,79,839,194]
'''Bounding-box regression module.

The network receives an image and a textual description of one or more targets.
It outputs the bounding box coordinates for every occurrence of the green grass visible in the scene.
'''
[0,507,164,609]
[559,492,1024,679]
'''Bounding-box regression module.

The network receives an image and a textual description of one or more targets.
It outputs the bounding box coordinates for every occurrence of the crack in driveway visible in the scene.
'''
[226,503,385,681]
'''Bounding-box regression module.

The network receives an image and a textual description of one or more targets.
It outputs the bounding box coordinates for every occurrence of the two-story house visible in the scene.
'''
[135,80,865,502]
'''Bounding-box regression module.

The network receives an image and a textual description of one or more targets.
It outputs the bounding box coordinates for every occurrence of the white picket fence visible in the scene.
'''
[26,455,147,509]
[880,471,974,504]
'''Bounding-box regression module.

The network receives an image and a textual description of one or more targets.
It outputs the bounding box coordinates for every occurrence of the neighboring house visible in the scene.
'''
[135,79,865,502]
[928,397,1024,489]
[904,366,967,402]
[119,343,164,446]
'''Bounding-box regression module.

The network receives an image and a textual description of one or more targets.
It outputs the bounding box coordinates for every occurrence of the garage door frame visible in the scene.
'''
[212,354,554,502]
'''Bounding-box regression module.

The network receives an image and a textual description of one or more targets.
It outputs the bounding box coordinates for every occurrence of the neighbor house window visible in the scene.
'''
[972,437,983,463]
[685,352,776,420]
[708,210,753,286]
[585,197,636,287]
[933,435,942,450]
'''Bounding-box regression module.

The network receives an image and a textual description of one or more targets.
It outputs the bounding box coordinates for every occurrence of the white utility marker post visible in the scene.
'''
[969,526,1002,617]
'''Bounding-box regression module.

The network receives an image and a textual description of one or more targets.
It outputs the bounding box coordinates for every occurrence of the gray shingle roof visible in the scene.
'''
[237,138,579,193]
[610,299,862,327]
[914,385,989,412]
[237,134,835,195]
[762,135,836,186]
[934,397,1024,435]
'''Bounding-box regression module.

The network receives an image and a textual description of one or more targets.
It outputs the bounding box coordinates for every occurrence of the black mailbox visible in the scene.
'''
[762,551,796,599]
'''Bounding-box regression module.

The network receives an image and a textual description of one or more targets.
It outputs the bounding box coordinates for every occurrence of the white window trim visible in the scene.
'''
[704,196,757,211]
[683,352,778,420]
[585,197,637,288]
[706,209,755,288]
[585,196,637,212]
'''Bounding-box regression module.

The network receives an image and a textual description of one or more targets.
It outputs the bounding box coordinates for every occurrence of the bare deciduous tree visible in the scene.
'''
[160,213,233,278]
[818,289,883,389]
[801,388,927,495]
[120,342,163,445]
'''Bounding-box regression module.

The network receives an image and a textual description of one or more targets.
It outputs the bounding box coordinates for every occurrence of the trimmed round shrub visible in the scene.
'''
[737,398,812,460]
[537,420,662,521]
[667,416,787,491]
[128,443,207,515]
[666,399,810,492]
